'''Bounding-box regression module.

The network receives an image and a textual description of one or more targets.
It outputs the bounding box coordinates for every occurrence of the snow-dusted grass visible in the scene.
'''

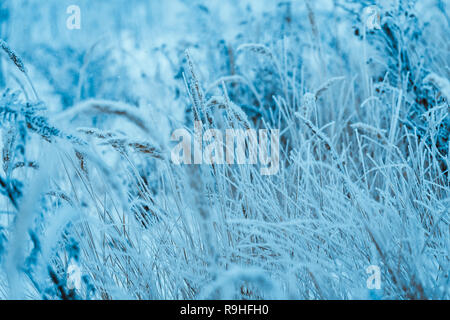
[0,0,448,299]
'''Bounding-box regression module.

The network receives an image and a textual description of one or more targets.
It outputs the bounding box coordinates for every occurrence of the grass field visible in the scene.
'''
[0,0,448,299]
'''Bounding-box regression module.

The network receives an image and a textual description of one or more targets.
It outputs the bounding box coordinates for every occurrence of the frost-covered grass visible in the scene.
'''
[0,0,448,300]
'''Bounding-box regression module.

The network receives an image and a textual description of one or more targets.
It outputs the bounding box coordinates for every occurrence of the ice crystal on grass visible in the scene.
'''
[0,0,448,300]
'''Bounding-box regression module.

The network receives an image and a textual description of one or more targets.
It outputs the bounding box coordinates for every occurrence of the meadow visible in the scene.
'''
[0,0,448,299]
